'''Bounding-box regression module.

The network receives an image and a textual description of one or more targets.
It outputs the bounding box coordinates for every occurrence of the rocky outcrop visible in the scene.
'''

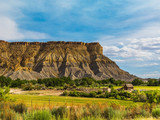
[0,40,136,81]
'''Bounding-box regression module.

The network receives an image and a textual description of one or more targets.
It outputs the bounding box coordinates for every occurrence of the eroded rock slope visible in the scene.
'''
[0,40,136,80]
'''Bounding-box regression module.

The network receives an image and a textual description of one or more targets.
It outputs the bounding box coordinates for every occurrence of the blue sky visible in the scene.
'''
[0,0,160,78]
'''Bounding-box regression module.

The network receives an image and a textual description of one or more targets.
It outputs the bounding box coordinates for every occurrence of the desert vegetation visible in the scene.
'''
[0,100,160,120]
[1,76,160,119]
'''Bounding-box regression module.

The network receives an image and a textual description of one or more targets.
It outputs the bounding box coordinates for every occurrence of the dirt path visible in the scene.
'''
[10,88,64,96]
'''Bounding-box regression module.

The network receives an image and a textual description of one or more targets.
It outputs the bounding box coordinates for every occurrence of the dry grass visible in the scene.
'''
[10,88,63,96]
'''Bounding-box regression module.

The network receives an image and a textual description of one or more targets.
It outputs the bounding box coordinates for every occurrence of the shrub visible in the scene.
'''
[24,110,52,120]
[102,107,125,120]
[11,103,27,113]
[48,86,54,89]
[152,108,160,118]
[97,94,106,98]
[139,93,147,102]
[62,90,69,96]
[88,105,101,118]
[0,87,10,102]
[69,106,81,120]
[51,106,68,119]
[141,109,150,118]
[22,83,46,90]
[105,91,109,98]
[69,91,79,97]
[109,84,113,88]
[63,83,70,90]
[97,90,102,94]
[89,91,97,97]
[0,109,17,120]
[34,84,46,90]
[11,79,28,88]
[116,95,121,100]
[0,76,12,87]
[21,83,33,90]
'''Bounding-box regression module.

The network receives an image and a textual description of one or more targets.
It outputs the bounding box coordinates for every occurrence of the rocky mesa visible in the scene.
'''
[0,40,136,81]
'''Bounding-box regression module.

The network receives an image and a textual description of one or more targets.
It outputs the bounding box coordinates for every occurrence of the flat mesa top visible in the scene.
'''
[0,40,100,46]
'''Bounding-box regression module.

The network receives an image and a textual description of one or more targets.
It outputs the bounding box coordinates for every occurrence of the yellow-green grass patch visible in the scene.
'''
[10,94,142,107]
[114,86,160,91]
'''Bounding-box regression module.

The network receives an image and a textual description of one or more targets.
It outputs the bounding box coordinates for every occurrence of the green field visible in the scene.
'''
[10,94,142,107]
[114,86,160,90]
[10,86,160,108]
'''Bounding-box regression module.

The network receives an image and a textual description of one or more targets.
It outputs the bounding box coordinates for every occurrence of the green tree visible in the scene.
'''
[0,87,10,101]
[132,79,144,86]
[0,76,12,87]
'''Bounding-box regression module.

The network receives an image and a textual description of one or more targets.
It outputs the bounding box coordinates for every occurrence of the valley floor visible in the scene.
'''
[7,87,160,120]
[9,86,160,107]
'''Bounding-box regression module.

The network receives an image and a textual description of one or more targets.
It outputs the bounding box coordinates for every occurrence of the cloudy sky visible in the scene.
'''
[0,0,160,78]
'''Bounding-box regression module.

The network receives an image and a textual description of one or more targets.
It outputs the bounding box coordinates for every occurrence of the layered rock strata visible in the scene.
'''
[0,40,136,81]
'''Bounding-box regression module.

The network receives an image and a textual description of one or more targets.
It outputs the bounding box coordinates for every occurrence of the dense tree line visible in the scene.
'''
[0,76,126,88]
[131,78,160,86]
[0,75,159,88]
[63,88,160,104]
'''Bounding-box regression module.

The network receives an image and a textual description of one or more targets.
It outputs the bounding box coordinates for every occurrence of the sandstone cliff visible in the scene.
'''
[0,40,136,81]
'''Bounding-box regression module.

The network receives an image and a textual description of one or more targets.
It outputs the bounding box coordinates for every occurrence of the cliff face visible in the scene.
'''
[0,40,136,81]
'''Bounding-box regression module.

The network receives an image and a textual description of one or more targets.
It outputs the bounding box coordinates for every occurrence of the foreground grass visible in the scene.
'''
[114,86,160,91]
[10,94,142,107]
[0,102,158,120]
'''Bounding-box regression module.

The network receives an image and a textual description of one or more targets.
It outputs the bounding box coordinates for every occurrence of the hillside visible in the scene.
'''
[0,40,136,81]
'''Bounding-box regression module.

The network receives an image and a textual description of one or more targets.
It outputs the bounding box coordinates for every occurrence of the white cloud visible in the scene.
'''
[54,0,76,10]
[0,0,50,41]
[0,17,23,40]
[136,63,159,67]
[0,17,50,41]
[113,59,125,63]
[103,40,154,60]
[101,24,160,61]
[129,23,160,38]
[138,71,160,78]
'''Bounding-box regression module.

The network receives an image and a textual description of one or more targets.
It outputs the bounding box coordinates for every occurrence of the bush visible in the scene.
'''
[97,90,102,94]
[0,109,17,120]
[109,84,113,88]
[89,91,97,97]
[48,86,54,89]
[102,107,126,120]
[24,110,52,120]
[152,108,160,118]
[0,76,12,87]
[0,87,10,102]
[69,91,79,97]
[141,109,150,118]
[51,106,68,119]
[88,105,101,118]
[11,103,27,113]
[62,90,69,96]
[139,93,147,102]
[105,91,109,98]
[11,79,28,88]
[97,94,106,98]
[21,83,33,90]
[34,84,46,90]
[22,83,46,91]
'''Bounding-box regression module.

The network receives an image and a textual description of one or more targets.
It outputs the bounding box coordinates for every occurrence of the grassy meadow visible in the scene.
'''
[10,85,160,107]
[10,94,142,107]
[114,86,160,91]
[3,86,160,120]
